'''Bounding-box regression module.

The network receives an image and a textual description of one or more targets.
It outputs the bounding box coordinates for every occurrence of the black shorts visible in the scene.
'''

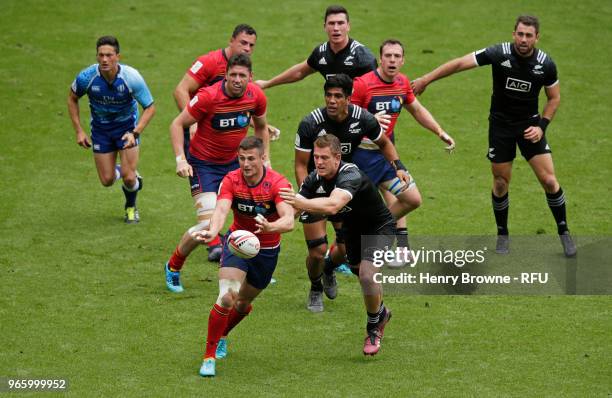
[344,222,396,266]
[486,118,552,163]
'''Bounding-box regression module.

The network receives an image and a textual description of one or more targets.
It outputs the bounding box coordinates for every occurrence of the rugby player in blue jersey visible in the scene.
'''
[67,36,155,223]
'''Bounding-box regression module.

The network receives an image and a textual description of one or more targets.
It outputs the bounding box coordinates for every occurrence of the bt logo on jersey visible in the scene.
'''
[213,111,252,130]
[372,95,404,114]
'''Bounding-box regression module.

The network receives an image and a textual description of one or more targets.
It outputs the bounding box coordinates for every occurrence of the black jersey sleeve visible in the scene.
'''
[542,55,558,87]
[474,43,503,66]
[334,164,362,198]
[362,109,383,141]
[298,171,318,199]
[306,44,322,72]
[353,44,378,78]
[295,114,316,152]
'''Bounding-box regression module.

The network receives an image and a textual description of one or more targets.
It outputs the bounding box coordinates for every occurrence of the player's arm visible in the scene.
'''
[192,198,231,243]
[255,61,315,90]
[67,90,91,148]
[252,114,270,166]
[174,74,200,111]
[412,53,478,95]
[294,149,310,187]
[255,202,295,234]
[170,108,197,177]
[279,187,351,215]
[405,98,455,152]
[524,83,560,143]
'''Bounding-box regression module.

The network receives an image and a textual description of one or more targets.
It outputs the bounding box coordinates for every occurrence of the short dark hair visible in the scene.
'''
[226,53,252,72]
[515,15,540,33]
[232,23,257,38]
[314,134,342,156]
[380,39,404,56]
[239,136,264,154]
[324,73,353,97]
[324,5,349,22]
[96,36,120,53]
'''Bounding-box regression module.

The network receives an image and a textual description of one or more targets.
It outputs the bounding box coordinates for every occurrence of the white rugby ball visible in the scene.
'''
[228,230,260,259]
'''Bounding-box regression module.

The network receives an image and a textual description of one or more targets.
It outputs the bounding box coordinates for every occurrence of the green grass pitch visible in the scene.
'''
[1,0,610,396]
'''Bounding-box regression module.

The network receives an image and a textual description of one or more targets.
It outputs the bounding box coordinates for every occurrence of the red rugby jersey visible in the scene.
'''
[186,48,228,89]
[187,80,267,163]
[218,168,291,248]
[351,70,416,138]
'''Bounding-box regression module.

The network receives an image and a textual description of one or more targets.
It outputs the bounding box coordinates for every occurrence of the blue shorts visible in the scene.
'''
[220,238,280,290]
[352,148,397,186]
[91,123,139,154]
[187,156,239,196]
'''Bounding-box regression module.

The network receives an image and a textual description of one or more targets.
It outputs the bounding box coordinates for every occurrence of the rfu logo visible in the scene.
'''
[340,143,351,154]
[505,77,531,92]
[220,114,250,128]
[375,97,403,113]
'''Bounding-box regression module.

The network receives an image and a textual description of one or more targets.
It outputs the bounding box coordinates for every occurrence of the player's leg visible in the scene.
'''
[302,216,328,312]
[93,152,119,187]
[527,153,576,257]
[118,145,142,223]
[380,185,420,266]
[165,192,217,292]
[350,229,393,356]
[488,121,517,254]
[491,161,513,253]
[200,265,246,377]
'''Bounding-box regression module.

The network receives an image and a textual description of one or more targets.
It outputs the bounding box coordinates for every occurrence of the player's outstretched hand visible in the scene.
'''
[411,78,427,95]
[191,230,213,243]
[374,111,391,133]
[523,126,543,143]
[122,131,137,149]
[279,187,298,207]
[439,131,456,153]
[76,131,91,148]
[175,156,193,178]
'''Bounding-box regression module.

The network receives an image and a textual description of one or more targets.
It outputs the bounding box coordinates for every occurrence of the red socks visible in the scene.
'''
[168,246,186,271]
[223,304,252,336]
[204,304,230,359]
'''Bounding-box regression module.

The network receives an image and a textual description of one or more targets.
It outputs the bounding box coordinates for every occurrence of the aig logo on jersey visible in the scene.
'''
[212,111,251,131]
[505,77,532,92]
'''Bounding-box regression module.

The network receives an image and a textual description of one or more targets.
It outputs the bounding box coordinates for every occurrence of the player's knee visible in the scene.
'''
[235,298,251,313]
[540,174,558,192]
[216,279,241,307]
[398,189,422,209]
[100,176,115,187]
[493,175,509,193]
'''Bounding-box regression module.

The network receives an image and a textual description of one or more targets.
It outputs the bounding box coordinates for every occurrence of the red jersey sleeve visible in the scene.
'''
[187,89,212,120]
[403,75,416,106]
[351,76,367,108]
[187,54,216,86]
[217,174,234,200]
[252,85,267,117]
[273,175,292,205]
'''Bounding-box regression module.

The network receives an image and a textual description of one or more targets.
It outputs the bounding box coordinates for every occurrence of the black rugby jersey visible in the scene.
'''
[474,42,558,123]
[306,38,377,80]
[295,104,382,171]
[298,162,394,230]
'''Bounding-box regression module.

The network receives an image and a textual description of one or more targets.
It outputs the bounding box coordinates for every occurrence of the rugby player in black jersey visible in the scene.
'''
[294,74,410,312]
[280,135,394,356]
[412,15,576,257]
[255,5,377,89]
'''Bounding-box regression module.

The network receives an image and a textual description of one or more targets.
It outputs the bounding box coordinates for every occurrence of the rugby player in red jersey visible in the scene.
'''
[192,136,294,377]
[164,54,270,293]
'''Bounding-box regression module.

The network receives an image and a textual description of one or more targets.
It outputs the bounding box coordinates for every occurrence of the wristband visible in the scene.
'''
[538,117,550,133]
[129,130,140,139]
[392,159,407,171]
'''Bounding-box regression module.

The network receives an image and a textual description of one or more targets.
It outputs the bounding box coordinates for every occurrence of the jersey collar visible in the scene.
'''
[374,69,394,84]
[221,78,247,99]
[243,166,267,188]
